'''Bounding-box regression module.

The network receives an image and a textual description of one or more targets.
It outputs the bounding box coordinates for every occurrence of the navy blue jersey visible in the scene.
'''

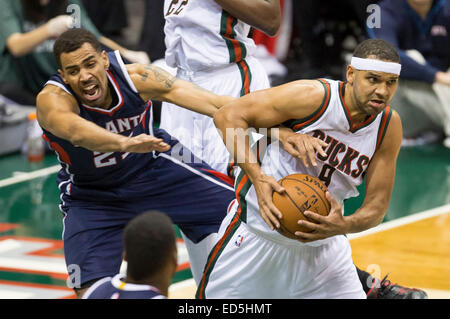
[43,50,159,188]
[368,0,450,83]
[83,274,165,299]
[42,50,236,286]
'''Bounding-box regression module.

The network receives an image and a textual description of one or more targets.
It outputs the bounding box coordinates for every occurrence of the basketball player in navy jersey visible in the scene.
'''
[83,211,177,299]
[36,28,237,298]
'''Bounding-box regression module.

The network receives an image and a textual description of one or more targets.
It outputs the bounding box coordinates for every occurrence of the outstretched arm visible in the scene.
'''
[128,64,235,117]
[36,85,170,153]
[215,0,281,36]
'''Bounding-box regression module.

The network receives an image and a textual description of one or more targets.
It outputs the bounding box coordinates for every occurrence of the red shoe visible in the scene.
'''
[367,275,428,299]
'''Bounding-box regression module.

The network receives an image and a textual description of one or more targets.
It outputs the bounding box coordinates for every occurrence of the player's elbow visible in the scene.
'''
[6,35,29,57]
[258,16,281,36]
[213,107,227,129]
[67,131,85,147]
[7,44,27,57]
[213,104,238,132]
[262,5,282,36]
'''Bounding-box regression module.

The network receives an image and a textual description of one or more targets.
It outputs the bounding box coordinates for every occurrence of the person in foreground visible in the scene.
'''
[83,211,177,299]
[197,39,407,299]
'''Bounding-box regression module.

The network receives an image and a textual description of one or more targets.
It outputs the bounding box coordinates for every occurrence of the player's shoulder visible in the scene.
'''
[284,79,328,106]
[377,107,402,152]
[387,108,402,135]
[37,83,74,104]
[36,83,78,115]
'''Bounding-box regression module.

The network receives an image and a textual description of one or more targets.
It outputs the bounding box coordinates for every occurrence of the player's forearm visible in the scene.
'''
[215,0,281,36]
[344,203,388,234]
[55,118,129,153]
[6,26,51,57]
[168,81,235,117]
[214,106,264,183]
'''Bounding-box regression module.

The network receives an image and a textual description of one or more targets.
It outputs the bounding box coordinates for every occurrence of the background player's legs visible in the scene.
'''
[180,231,218,285]
[180,200,237,285]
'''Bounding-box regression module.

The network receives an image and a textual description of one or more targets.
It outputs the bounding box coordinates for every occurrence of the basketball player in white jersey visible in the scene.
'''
[197,39,403,299]
[161,0,280,175]
[160,0,281,284]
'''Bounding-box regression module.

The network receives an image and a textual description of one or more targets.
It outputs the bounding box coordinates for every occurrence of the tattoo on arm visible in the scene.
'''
[141,65,177,88]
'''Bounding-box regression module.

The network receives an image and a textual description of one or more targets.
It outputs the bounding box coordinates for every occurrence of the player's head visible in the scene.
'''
[346,39,401,116]
[123,211,178,287]
[53,28,110,108]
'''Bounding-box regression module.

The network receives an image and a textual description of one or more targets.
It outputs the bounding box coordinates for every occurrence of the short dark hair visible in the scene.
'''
[353,39,400,63]
[123,211,176,281]
[53,28,102,68]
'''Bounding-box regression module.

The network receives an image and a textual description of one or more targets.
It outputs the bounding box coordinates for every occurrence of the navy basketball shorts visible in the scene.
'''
[58,145,235,287]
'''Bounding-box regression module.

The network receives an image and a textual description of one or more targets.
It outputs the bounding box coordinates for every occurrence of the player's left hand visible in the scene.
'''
[293,191,349,242]
[277,127,328,168]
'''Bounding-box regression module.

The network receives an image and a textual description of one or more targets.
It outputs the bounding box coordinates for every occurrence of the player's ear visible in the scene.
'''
[58,69,69,84]
[101,50,110,69]
[346,65,355,86]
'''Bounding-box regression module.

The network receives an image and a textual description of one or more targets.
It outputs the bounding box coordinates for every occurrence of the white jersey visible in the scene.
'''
[163,0,256,72]
[235,78,393,246]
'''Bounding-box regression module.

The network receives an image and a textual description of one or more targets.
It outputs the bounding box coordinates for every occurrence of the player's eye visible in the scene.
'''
[387,79,397,85]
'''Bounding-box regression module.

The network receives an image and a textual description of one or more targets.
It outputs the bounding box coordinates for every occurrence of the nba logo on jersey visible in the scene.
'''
[65,183,71,195]
[235,235,244,247]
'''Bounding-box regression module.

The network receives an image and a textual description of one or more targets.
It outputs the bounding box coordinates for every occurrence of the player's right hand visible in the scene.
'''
[122,134,171,153]
[253,174,285,230]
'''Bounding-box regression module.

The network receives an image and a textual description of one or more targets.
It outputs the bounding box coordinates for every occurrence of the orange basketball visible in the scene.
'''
[272,174,331,240]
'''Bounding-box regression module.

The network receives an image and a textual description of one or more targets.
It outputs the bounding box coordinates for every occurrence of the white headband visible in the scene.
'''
[351,57,401,75]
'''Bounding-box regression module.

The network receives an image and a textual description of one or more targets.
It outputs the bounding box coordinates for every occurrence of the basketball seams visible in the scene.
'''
[280,179,315,223]
[283,177,330,213]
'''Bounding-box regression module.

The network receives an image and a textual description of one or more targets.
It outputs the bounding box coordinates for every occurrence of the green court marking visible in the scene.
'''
[171,268,193,284]
[0,270,67,287]
[0,153,59,180]
[345,144,450,220]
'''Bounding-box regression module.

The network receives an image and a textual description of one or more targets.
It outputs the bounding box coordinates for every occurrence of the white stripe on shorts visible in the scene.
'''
[157,153,234,192]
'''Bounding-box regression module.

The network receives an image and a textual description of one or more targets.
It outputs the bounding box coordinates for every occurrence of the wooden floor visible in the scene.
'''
[169,205,450,299]
[350,207,450,295]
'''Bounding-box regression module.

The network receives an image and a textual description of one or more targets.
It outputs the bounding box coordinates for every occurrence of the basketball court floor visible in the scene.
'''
[0,143,449,299]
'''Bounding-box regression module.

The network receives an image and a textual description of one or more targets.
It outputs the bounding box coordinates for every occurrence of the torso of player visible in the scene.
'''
[84,274,165,299]
[42,51,157,188]
[163,0,256,72]
[236,79,393,245]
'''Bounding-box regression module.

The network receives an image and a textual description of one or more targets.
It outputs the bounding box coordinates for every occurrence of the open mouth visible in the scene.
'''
[82,84,102,102]
[368,99,385,108]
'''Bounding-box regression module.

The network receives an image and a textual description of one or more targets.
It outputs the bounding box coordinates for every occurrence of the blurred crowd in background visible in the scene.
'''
[0,0,449,147]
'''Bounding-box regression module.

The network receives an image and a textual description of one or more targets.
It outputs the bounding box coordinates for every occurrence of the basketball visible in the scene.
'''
[272,174,331,240]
